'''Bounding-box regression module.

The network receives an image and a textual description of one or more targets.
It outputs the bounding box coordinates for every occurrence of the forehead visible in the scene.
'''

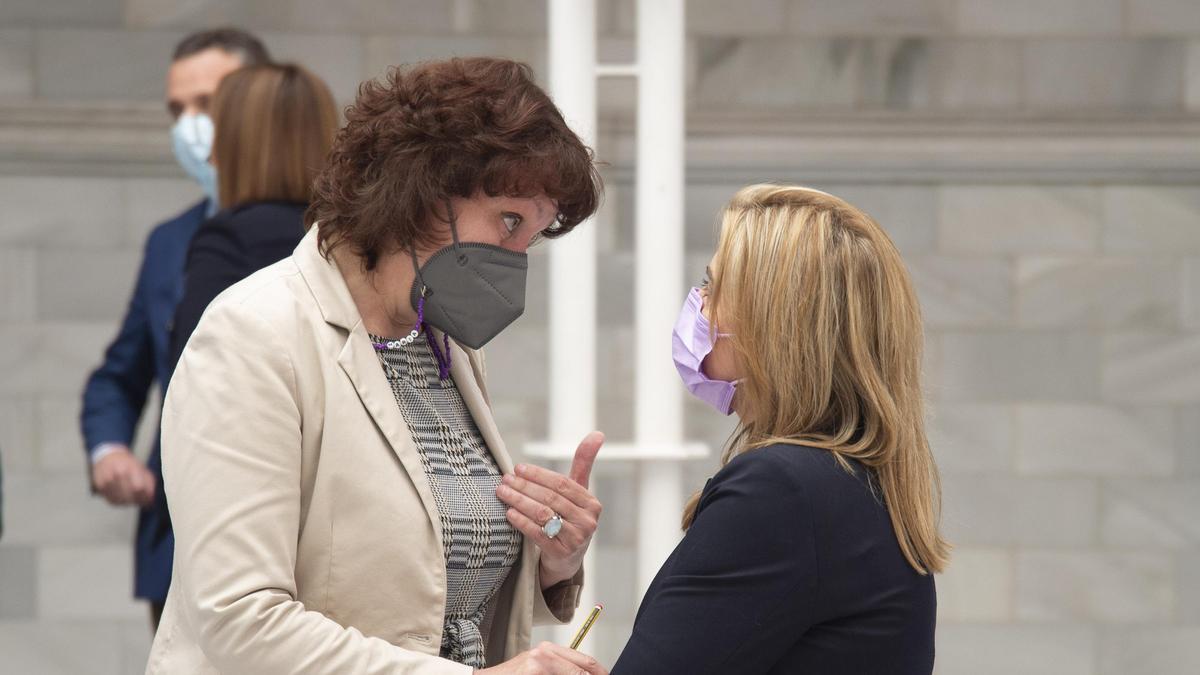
[166,48,242,91]
[479,192,556,217]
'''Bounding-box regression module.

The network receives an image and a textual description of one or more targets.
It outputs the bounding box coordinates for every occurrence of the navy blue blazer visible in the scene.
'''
[613,444,937,675]
[80,199,207,602]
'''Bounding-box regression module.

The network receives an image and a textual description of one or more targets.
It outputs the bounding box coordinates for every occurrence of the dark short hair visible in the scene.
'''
[173,27,271,66]
[307,57,603,268]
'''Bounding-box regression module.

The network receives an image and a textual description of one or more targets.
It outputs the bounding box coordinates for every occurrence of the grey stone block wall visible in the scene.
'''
[1,2,1200,674]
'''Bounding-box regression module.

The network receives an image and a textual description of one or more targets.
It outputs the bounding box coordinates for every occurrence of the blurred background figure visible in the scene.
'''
[77,27,270,631]
[167,62,338,369]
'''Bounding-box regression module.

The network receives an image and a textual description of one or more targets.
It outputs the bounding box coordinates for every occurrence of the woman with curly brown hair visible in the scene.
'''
[147,58,607,675]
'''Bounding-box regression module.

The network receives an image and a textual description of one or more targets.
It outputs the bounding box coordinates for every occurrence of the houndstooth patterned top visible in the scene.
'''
[371,332,522,669]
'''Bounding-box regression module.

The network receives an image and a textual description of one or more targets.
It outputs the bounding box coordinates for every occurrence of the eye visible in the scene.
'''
[502,212,523,234]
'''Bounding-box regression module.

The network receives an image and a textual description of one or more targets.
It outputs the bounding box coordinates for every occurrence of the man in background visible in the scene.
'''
[79,27,271,630]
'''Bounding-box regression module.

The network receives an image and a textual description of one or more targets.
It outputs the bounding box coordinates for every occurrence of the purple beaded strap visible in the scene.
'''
[425,323,453,380]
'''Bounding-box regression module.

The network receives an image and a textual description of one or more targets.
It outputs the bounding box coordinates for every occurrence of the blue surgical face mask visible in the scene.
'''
[170,112,218,213]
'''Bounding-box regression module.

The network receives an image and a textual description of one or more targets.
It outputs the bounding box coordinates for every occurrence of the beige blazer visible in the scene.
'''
[146,228,580,674]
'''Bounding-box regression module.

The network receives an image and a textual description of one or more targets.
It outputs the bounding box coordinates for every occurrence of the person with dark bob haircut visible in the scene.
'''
[148,57,609,675]
[167,62,340,373]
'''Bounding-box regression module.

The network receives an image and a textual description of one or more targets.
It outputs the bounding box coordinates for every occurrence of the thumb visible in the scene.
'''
[569,431,604,489]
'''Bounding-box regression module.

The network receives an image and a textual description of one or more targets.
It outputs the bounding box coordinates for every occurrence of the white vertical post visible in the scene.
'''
[547,0,598,643]
[547,2,596,443]
[634,0,687,596]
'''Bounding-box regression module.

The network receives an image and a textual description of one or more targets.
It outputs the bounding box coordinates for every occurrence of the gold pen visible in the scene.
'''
[568,603,604,650]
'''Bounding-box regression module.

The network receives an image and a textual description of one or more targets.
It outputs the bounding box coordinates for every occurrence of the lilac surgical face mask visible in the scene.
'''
[672,287,738,415]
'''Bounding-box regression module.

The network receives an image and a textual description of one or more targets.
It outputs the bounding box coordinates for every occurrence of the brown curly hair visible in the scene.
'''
[307,57,602,268]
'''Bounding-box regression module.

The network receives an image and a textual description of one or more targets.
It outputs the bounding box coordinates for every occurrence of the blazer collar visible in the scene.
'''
[293,225,362,331]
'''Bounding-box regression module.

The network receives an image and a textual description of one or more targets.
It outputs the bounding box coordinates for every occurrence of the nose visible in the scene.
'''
[499,231,537,254]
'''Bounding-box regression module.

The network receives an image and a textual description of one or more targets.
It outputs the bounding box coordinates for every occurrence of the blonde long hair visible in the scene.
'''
[682,184,950,575]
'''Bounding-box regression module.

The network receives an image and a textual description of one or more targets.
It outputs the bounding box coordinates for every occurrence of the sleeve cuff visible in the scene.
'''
[89,443,126,465]
[533,565,585,626]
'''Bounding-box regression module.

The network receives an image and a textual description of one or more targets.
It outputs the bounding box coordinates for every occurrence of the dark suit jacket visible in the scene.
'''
[168,201,308,373]
[80,199,207,602]
[612,444,937,675]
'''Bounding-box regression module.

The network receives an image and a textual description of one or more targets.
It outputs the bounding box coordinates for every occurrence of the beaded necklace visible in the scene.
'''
[370,293,452,380]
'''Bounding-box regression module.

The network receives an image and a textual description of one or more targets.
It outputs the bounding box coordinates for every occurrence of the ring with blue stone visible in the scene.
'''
[542,513,564,539]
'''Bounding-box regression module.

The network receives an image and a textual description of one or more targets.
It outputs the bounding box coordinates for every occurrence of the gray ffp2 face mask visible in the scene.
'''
[408,229,528,351]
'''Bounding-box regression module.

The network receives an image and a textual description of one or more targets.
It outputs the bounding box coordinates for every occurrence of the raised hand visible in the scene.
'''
[496,431,604,588]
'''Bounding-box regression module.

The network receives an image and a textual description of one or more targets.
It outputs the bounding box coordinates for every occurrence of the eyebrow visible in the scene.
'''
[534,207,559,233]
[536,196,563,223]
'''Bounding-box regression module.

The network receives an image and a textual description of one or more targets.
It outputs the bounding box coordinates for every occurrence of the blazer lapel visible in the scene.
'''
[293,227,444,550]
[336,328,445,550]
[447,338,514,476]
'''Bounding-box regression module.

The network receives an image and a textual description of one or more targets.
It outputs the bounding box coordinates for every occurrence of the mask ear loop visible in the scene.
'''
[408,200,458,380]
[406,247,430,337]
[445,198,468,267]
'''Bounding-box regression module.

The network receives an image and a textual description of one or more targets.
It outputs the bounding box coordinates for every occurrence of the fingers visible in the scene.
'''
[568,431,604,489]
[95,479,124,505]
[498,474,593,524]
[513,463,602,515]
[495,642,607,675]
[132,466,157,505]
[533,642,608,675]
[504,507,561,553]
[497,480,567,527]
[98,474,133,505]
[499,471,601,545]
[95,463,133,504]
[497,483,592,550]
[93,452,151,506]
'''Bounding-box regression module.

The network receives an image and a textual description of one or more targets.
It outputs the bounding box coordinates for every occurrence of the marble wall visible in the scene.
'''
[1,1,1199,674]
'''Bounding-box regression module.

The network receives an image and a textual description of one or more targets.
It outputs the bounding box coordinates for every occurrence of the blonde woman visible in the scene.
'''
[612,185,949,674]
